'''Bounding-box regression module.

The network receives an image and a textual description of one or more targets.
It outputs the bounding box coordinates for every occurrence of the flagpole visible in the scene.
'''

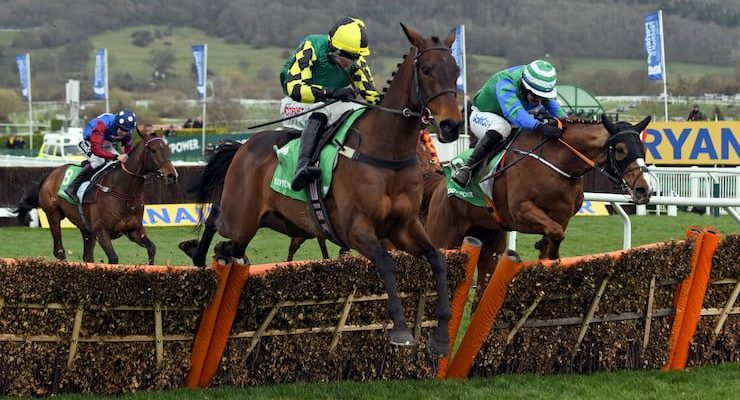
[201,44,207,157]
[658,10,668,122]
[104,48,110,113]
[461,24,469,154]
[26,54,33,156]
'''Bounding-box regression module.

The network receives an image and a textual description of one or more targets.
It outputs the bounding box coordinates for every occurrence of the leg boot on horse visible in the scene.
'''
[290,113,327,191]
[452,129,504,187]
[64,163,95,203]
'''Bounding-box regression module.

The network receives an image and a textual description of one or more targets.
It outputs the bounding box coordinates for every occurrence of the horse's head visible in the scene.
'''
[137,129,178,186]
[601,114,652,204]
[400,23,462,143]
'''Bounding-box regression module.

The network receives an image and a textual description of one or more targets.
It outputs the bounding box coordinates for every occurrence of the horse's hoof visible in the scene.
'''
[214,241,231,259]
[427,330,450,357]
[389,328,415,347]
[178,239,198,257]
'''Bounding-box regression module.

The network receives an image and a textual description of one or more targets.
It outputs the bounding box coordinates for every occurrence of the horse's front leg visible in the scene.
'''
[392,218,451,357]
[94,225,119,264]
[347,217,414,347]
[127,226,156,265]
[512,200,564,260]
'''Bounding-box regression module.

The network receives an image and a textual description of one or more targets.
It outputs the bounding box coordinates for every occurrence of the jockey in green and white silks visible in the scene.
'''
[278,16,381,191]
[452,60,568,187]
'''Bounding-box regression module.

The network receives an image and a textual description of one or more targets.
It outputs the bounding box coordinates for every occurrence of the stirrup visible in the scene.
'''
[452,167,472,187]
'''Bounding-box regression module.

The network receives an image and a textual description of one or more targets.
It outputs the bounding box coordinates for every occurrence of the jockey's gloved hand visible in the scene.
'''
[325,87,356,102]
[536,123,563,140]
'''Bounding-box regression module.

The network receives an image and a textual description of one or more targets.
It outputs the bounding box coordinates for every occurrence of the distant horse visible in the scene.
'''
[15,130,178,264]
[187,24,462,355]
[421,114,653,291]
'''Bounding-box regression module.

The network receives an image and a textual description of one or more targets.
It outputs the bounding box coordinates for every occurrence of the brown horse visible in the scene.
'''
[15,130,178,264]
[421,114,653,291]
[188,24,462,355]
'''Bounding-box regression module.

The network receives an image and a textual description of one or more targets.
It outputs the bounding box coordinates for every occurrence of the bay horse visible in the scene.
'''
[421,114,653,292]
[188,24,462,355]
[15,130,178,264]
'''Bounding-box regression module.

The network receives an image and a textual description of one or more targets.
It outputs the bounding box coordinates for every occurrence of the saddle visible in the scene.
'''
[270,108,367,202]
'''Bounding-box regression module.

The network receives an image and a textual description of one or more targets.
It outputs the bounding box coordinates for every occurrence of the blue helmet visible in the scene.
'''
[116,110,137,132]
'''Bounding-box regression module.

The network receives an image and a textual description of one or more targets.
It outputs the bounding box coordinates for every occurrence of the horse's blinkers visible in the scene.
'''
[605,129,648,188]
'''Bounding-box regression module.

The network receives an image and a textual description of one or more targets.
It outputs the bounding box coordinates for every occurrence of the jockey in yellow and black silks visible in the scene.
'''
[278,16,381,191]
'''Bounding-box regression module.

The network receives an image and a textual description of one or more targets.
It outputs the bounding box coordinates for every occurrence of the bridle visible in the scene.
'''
[350,45,457,125]
[120,136,171,180]
[603,129,649,190]
[500,125,648,192]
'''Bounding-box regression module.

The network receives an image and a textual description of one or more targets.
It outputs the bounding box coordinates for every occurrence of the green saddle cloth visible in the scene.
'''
[270,108,366,202]
[56,164,84,204]
[442,149,506,207]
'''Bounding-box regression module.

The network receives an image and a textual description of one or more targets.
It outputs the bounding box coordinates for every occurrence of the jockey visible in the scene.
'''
[452,60,568,187]
[278,16,381,191]
[64,110,136,202]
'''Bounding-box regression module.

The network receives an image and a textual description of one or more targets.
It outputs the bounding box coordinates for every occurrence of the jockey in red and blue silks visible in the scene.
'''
[64,110,137,202]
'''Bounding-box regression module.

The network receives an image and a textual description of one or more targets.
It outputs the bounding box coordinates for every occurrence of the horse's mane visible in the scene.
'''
[381,52,409,95]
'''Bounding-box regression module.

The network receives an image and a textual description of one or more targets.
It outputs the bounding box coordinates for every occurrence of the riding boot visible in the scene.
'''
[290,113,328,191]
[452,130,504,187]
[64,163,94,203]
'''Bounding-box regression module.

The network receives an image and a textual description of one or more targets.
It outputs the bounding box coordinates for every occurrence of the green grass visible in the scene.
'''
[0,212,736,265]
[561,57,734,78]
[28,363,740,400]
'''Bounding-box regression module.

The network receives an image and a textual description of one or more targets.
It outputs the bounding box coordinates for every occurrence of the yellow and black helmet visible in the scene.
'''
[329,17,370,57]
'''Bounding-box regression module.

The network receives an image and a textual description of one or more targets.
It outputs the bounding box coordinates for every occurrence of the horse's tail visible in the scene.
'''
[13,180,43,225]
[190,141,241,204]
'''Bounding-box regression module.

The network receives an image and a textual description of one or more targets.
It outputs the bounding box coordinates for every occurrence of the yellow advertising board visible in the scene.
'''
[39,203,213,228]
[642,121,739,165]
[575,200,609,216]
[38,199,608,229]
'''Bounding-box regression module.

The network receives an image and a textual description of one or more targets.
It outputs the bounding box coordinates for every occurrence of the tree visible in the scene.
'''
[0,89,23,122]
[150,47,176,80]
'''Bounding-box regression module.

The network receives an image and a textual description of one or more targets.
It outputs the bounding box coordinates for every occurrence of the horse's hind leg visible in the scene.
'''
[348,218,415,348]
[286,237,305,261]
[48,212,66,260]
[391,218,452,356]
[179,204,220,267]
[475,230,507,303]
[127,226,156,265]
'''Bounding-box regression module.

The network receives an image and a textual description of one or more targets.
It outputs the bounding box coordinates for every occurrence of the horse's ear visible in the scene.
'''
[633,115,652,132]
[444,28,456,48]
[601,113,617,134]
[400,22,423,47]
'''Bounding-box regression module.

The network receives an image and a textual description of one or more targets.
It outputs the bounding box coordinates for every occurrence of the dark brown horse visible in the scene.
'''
[187,24,462,355]
[15,130,178,264]
[421,114,653,291]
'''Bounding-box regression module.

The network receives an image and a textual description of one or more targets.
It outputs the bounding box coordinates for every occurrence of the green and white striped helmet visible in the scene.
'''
[522,60,558,98]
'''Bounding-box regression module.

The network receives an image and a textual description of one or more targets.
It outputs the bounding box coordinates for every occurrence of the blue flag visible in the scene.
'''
[644,11,664,81]
[450,25,465,92]
[16,53,30,101]
[93,49,107,99]
[192,44,206,97]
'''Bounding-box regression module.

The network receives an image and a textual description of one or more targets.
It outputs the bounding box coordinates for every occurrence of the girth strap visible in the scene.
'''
[337,145,418,170]
[306,180,347,249]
